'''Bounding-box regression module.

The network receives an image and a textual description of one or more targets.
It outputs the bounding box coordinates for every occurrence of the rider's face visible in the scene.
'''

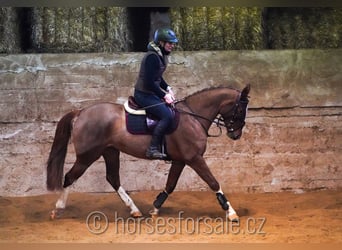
[162,41,176,53]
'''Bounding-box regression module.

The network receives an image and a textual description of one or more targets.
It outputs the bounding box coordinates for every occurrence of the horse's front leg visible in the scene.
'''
[216,187,239,222]
[190,156,239,222]
[150,161,185,216]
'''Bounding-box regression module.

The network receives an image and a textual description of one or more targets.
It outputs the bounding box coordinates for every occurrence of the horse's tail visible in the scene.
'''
[46,110,79,191]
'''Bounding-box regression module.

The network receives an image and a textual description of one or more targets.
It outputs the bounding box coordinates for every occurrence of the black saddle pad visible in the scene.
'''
[126,113,150,135]
[125,110,179,135]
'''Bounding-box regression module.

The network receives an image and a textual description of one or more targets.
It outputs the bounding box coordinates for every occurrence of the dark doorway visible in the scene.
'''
[127,7,170,52]
[18,7,33,52]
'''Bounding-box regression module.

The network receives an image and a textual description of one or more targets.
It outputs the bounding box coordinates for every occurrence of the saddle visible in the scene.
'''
[124,96,179,135]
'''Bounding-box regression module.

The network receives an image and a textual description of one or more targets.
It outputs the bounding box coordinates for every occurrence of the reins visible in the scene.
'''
[139,102,171,110]
[174,99,225,137]
[136,99,224,137]
[136,89,244,138]
[174,90,245,137]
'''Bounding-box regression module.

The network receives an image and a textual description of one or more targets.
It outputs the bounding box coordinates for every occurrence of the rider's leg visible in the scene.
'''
[146,106,173,159]
[134,91,173,159]
[146,119,168,159]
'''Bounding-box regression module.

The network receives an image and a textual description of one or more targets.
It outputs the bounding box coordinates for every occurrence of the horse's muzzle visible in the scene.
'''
[227,131,242,140]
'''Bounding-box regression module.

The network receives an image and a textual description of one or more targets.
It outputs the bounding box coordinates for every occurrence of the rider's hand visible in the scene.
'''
[164,93,175,104]
[166,86,176,100]
[167,86,175,99]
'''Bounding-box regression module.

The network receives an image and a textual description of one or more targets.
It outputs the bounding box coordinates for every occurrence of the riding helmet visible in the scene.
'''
[154,28,178,44]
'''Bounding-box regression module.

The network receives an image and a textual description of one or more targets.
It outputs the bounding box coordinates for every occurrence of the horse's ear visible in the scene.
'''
[241,84,250,100]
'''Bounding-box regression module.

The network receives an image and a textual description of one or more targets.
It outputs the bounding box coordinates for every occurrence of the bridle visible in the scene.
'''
[176,92,248,137]
[220,95,249,134]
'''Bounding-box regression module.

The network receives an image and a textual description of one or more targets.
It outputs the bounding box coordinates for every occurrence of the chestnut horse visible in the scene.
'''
[46,84,250,221]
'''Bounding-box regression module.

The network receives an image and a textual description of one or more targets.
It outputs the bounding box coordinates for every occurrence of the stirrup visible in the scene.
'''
[146,147,167,159]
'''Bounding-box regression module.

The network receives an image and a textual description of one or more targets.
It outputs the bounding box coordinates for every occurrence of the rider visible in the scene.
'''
[134,28,178,159]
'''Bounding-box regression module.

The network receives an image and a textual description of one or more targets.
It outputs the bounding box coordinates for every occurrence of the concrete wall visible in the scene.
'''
[0,49,341,196]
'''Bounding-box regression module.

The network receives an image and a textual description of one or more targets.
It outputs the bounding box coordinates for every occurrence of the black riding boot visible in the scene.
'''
[146,123,167,159]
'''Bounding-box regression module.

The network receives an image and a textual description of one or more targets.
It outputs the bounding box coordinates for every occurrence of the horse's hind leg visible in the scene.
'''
[102,147,142,218]
[50,155,97,219]
[50,186,71,219]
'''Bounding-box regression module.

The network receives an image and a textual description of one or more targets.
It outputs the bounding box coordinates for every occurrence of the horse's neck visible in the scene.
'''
[185,88,236,123]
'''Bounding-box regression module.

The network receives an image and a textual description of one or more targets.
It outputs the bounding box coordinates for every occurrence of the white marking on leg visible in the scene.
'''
[55,186,70,209]
[227,201,237,216]
[117,186,141,215]
[216,186,239,221]
[149,207,159,216]
[217,187,224,194]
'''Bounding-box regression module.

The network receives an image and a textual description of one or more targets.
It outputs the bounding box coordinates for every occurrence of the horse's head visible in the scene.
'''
[221,84,250,140]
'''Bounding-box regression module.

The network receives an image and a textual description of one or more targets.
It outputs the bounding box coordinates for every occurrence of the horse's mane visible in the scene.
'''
[183,85,240,101]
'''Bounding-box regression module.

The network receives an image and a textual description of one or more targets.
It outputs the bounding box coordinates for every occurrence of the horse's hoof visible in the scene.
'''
[149,208,159,217]
[50,209,64,220]
[131,211,143,218]
[228,213,240,223]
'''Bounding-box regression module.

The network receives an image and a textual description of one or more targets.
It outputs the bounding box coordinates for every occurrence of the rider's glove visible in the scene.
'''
[164,93,175,104]
[167,86,175,100]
